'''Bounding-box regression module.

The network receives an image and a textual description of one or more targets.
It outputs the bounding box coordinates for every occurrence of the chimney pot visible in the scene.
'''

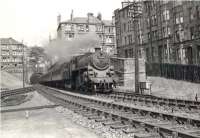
[94,47,101,52]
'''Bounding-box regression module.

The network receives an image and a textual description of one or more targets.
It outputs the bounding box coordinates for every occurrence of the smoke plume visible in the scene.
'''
[44,33,101,64]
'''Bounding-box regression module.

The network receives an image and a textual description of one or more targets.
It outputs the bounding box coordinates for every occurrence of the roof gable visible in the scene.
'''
[0,38,22,45]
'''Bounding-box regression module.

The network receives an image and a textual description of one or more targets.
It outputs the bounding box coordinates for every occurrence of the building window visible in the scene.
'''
[146,48,150,62]
[167,27,171,35]
[123,23,126,32]
[125,49,128,58]
[185,47,193,64]
[152,47,156,62]
[151,15,157,26]
[78,24,85,32]
[197,25,200,38]
[175,31,180,42]
[86,25,89,32]
[128,21,130,32]
[176,48,181,63]
[188,7,194,21]
[96,25,102,32]
[175,12,183,24]
[146,18,150,28]
[162,27,166,38]
[65,24,71,31]
[12,45,17,50]
[196,6,200,19]
[152,30,158,40]
[71,25,74,31]
[162,27,171,38]
[164,44,168,59]
[148,32,151,40]
[163,9,170,21]
[158,45,163,62]
[190,27,195,39]
[124,36,127,45]
[128,35,132,44]
[197,46,200,64]
[69,34,74,38]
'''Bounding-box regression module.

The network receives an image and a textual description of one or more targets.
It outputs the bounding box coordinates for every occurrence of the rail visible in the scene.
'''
[1,86,35,98]
[35,85,200,138]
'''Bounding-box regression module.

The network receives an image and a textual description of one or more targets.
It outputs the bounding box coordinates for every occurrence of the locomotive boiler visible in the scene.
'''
[39,48,116,93]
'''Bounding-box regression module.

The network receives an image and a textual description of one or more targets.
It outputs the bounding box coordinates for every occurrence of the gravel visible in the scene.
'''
[94,95,200,120]
[55,106,136,138]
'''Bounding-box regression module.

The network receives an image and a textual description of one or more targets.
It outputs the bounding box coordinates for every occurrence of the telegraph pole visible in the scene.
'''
[134,19,139,93]
[128,1,142,93]
[22,41,25,88]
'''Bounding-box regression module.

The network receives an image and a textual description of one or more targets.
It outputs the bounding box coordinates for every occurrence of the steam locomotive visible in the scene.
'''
[39,48,116,93]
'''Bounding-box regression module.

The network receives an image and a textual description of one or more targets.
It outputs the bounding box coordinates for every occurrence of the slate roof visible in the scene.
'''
[58,15,114,30]
[102,20,114,26]
[0,37,22,45]
[65,16,102,24]
[67,17,88,24]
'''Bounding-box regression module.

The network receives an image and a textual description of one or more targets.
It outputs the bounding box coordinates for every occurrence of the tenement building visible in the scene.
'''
[114,1,146,59]
[0,37,27,74]
[57,11,116,54]
[115,0,200,65]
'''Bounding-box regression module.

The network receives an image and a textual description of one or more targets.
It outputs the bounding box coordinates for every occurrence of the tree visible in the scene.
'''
[29,46,50,72]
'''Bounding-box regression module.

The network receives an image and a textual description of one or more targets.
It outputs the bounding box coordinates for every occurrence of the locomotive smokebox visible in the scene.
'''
[94,47,101,52]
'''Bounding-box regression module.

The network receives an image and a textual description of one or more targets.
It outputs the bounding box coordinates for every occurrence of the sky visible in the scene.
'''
[0,0,123,46]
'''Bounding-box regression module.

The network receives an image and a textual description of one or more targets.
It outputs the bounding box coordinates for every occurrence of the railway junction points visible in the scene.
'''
[1,84,200,138]
[1,70,200,138]
[1,88,100,138]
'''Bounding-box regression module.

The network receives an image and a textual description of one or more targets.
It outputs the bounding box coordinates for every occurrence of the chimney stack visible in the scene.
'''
[57,14,61,26]
[87,12,94,23]
[71,10,74,21]
[94,47,101,52]
[97,13,102,21]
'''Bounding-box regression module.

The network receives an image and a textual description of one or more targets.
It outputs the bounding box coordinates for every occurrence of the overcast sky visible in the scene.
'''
[0,0,122,46]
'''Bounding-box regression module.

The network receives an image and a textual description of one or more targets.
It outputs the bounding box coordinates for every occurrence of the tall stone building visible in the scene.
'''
[114,1,145,58]
[114,0,200,65]
[57,11,116,54]
[0,37,28,80]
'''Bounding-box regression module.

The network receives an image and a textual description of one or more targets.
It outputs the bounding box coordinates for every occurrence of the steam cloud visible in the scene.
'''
[44,33,101,65]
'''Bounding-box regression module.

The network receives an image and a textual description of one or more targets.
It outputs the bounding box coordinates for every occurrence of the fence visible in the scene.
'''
[146,63,200,83]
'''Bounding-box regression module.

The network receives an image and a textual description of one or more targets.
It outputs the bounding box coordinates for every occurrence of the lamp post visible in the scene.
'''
[128,1,142,94]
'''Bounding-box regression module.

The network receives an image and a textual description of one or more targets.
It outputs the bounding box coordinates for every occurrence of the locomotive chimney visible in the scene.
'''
[94,47,101,52]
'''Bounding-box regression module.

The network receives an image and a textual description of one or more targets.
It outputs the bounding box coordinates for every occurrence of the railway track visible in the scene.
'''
[35,85,200,138]
[0,87,35,98]
[96,92,200,114]
[1,105,59,113]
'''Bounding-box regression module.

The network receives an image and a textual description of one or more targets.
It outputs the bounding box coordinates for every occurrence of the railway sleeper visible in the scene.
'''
[88,115,102,120]
[123,126,144,133]
[110,124,129,130]
[95,118,110,122]
[40,86,200,138]
[102,121,121,126]
[187,130,200,136]
[82,113,96,117]
[134,132,160,138]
